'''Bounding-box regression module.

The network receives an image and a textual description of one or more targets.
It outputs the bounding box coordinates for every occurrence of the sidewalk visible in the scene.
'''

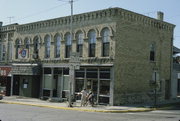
[0,96,155,113]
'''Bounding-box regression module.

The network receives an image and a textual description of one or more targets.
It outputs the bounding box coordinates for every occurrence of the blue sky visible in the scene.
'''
[0,0,180,47]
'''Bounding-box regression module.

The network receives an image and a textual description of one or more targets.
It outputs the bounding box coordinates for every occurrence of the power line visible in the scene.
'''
[7,16,15,24]
[3,2,69,25]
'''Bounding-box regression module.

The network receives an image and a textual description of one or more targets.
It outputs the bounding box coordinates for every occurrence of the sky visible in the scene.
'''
[0,0,180,47]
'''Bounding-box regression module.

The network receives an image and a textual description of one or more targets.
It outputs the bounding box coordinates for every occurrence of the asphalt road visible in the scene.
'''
[0,103,180,121]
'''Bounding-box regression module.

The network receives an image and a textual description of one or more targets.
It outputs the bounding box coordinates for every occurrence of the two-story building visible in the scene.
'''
[0,8,175,105]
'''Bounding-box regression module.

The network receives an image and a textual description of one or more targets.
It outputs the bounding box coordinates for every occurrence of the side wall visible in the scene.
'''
[113,18,174,105]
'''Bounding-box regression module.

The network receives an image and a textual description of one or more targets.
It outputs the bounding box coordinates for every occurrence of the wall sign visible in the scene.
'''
[18,48,28,59]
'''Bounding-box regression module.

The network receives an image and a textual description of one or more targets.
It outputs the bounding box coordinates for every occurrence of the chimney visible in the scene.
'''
[157,11,164,21]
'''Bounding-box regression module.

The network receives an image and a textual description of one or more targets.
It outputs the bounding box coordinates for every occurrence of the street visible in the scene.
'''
[0,103,180,121]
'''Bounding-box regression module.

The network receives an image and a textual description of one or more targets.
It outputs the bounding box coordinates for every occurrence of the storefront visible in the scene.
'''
[75,66,112,104]
[42,64,113,105]
[0,66,12,96]
[11,63,41,98]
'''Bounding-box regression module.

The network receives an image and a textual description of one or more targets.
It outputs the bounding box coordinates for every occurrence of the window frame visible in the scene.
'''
[16,39,22,59]
[150,43,156,61]
[101,28,110,57]
[88,30,96,57]
[44,35,51,58]
[54,35,61,58]
[65,33,72,58]
[76,32,84,57]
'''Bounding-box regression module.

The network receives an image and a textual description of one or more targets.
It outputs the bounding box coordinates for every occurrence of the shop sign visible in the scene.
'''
[0,67,11,76]
[18,48,28,59]
[12,65,40,75]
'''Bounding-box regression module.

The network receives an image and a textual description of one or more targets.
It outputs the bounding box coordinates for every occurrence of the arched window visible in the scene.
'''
[25,38,30,58]
[25,38,30,49]
[8,41,13,60]
[76,32,84,57]
[16,39,21,59]
[65,33,72,58]
[54,34,61,58]
[33,36,40,59]
[101,28,110,57]
[44,35,51,58]
[88,30,96,57]
[150,43,155,61]
[0,44,6,60]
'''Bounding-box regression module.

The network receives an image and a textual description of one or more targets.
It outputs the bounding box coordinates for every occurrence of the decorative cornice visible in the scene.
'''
[6,8,174,33]
[115,8,175,31]
[0,24,18,32]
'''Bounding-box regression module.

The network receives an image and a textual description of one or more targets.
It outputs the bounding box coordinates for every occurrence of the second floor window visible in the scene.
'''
[76,32,84,57]
[45,35,51,58]
[25,38,30,58]
[54,35,61,58]
[102,28,110,57]
[8,41,12,60]
[65,33,72,58]
[33,37,40,59]
[16,39,21,59]
[0,44,6,61]
[150,43,155,61]
[25,38,30,49]
[88,30,96,57]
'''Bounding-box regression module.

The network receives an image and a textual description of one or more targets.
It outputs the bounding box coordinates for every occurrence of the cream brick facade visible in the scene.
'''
[0,8,175,105]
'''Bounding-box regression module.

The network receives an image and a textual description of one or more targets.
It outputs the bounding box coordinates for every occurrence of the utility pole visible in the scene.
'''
[7,16,14,24]
[58,0,76,108]
[68,0,74,107]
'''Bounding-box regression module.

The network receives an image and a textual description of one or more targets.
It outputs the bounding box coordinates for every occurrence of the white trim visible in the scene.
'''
[12,63,38,66]
[80,64,113,67]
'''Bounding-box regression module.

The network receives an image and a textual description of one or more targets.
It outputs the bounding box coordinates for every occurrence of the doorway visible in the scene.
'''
[13,76,20,95]
[87,79,98,102]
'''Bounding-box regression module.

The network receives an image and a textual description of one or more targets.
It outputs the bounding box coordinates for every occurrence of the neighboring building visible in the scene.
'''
[172,46,180,99]
[0,8,175,105]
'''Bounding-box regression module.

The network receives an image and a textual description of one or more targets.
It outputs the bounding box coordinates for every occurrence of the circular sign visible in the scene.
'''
[21,49,27,58]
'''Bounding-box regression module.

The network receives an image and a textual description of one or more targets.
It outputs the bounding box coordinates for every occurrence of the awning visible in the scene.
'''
[0,66,12,77]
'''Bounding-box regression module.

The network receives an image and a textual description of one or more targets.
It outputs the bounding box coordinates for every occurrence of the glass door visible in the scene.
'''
[87,79,98,102]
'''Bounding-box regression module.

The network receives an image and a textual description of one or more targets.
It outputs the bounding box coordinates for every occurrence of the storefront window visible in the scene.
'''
[75,79,84,92]
[63,68,69,75]
[75,68,85,78]
[44,68,51,74]
[100,80,110,95]
[54,68,62,75]
[86,69,97,78]
[100,68,110,79]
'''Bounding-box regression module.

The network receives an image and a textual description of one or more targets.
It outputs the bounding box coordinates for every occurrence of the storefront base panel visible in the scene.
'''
[13,75,40,98]
[113,92,165,106]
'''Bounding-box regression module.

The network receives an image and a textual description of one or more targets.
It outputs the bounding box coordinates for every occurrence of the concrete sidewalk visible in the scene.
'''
[0,96,155,113]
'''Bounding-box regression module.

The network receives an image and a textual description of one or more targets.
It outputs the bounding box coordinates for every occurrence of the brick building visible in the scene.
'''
[0,8,175,105]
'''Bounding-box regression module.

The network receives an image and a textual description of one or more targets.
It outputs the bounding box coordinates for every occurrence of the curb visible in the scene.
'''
[0,100,155,113]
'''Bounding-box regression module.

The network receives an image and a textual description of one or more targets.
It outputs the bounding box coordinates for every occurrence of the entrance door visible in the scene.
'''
[178,79,180,96]
[87,79,98,102]
[165,80,170,99]
[13,76,20,95]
